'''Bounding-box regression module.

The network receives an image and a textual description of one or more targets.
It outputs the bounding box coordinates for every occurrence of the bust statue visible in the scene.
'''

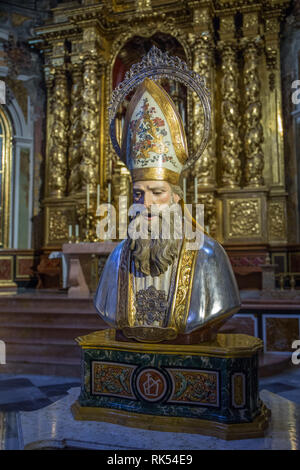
[94,74,241,343]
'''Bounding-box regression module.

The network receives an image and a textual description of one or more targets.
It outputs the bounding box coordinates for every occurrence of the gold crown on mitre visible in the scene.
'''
[109,46,211,184]
[121,78,187,185]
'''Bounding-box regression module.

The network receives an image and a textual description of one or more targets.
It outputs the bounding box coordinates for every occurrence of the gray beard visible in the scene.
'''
[128,214,181,277]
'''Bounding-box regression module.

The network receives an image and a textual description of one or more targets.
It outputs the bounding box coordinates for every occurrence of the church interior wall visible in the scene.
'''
[0,0,299,377]
[0,2,49,251]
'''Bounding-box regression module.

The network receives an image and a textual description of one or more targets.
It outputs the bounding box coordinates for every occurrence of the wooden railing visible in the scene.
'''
[275,272,300,290]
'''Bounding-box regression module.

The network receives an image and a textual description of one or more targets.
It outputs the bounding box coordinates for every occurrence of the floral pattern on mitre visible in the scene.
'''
[129,97,179,169]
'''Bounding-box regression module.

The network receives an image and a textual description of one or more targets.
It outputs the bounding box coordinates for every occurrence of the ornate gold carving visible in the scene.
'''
[268,201,286,240]
[243,40,265,187]
[243,12,260,35]
[265,46,277,91]
[229,199,261,238]
[219,43,241,188]
[69,64,83,194]
[265,16,280,34]
[48,208,69,242]
[198,192,217,237]
[170,243,198,333]
[193,7,210,27]
[80,57,100,190]
[48,68,69,197]
[135,0,152,13]
[109,22,192,72]
[189,33,215,186]
[219,15,235,39]
[32,0,290,248]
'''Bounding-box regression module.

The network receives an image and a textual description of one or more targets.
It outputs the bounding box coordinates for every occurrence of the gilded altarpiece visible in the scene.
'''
[33,0,289,249]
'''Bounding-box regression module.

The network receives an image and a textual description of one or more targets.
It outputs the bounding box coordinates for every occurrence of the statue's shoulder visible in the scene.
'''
[196,233,228,261]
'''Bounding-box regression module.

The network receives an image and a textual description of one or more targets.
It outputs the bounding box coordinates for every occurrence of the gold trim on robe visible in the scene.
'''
[116,237,198,341]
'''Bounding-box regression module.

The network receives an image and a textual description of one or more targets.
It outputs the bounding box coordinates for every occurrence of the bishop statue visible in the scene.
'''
[94,70,240,344]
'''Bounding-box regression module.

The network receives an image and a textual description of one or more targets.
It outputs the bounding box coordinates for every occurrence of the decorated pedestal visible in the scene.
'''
[71,329,270,440]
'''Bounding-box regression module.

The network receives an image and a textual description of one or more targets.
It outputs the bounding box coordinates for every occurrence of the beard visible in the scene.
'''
[128,206,182,277]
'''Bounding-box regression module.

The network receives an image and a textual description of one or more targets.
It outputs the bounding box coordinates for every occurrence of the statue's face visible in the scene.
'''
[130,180,181,276]
[133,180,180,210]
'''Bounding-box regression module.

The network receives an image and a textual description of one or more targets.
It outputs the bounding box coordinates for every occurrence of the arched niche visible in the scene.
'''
[1,88,35,249]
[0,106,13,248]
[112,33,188,148]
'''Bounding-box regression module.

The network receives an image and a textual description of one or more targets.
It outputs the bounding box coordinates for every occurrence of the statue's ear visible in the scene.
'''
[173,193,180,204]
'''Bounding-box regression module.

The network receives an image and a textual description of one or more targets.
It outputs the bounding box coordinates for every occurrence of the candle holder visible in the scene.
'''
[68,224,75,244]
[84,203,107,243]
[68,234,75,244]
[75,186,115,243]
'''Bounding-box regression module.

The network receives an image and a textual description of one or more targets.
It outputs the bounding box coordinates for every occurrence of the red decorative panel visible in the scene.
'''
[16,256,35,278]
[0,257,13,281]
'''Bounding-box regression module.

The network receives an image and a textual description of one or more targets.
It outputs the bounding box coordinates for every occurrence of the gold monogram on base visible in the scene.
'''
[122,326,177,343]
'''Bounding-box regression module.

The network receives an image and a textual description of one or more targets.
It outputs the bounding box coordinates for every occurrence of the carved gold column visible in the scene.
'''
[218,12,267,244]
[81,57,100,189]
[190,34,216,187]
[219,42,241,188]
[80,26,103,196]
[43,40,76,247]
[68,63,83,195]
[216,13,241,243]
[264,13,287,244]
[188,2,217,236]
[48,67,69,197]
[243,39,264,188]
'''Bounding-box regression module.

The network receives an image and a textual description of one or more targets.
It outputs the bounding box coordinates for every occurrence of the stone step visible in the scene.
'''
[5,341,81,359]
[2,336,84,345]
[0,318,101,328]
[0,292,104,376]
[0,327,100,342]
[0,296,98,314]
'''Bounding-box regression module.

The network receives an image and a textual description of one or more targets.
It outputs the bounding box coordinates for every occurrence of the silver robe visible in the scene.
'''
[94,234,241,334]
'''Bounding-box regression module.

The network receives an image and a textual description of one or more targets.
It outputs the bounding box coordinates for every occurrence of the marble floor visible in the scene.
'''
[0,365,300,450]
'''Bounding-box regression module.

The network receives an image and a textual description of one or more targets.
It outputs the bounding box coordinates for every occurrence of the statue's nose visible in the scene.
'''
[143,192,153,209]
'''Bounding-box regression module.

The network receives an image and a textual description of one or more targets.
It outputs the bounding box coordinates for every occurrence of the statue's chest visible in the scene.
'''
[132,263,177,328]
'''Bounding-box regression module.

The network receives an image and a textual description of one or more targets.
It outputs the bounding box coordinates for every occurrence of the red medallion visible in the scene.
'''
[135,368,167,402]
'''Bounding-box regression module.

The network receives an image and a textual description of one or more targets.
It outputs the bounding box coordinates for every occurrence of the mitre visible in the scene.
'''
[120,77,188,185]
